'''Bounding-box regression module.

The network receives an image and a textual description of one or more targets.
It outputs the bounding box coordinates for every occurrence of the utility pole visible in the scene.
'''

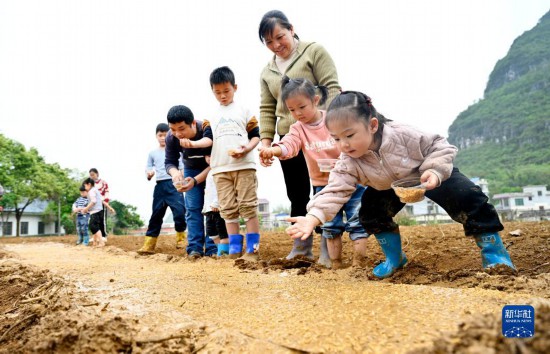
[57,198,61,236]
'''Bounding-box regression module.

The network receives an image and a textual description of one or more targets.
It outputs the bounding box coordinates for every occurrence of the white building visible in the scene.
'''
[0,200,63,237]
[492,185,550,221]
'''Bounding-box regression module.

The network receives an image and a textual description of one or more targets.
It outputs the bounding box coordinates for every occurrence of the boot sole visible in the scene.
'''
[137,251,155,255]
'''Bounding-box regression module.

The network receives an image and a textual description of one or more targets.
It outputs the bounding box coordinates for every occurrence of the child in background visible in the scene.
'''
[259,77,368,269]
[186,66,261,260]
[82,178,105,247]
[72,185,90,246]
[89,168,111,241]
[138,123,187,255]
[287,91,516,278]
[202,168,229,256]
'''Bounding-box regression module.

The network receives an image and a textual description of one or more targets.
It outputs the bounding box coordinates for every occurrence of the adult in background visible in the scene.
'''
[89,168,110,241]
[164,105,218,259]
[258,10,341,263]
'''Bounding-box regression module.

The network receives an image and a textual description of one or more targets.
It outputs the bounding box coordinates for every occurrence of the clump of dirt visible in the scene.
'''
[0,250,213,353]
[410,301,550,354]
[0,251,131,353]
[234,255,324,275]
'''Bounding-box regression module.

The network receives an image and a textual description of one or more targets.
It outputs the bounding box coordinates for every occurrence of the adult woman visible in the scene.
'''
[258,10,341,262]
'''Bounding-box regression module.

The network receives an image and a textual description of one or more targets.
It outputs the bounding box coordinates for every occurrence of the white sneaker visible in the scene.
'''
[102,237,108,244]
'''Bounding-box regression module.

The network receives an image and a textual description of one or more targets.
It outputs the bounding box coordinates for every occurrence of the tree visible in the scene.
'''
[1,134,143,237]
[0,134,82,236]
[42,166,83,235]
[109,200,144,235]
[0,135,55,236]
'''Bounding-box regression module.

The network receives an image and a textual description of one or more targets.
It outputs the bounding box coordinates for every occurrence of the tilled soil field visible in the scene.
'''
[0,221,549,353]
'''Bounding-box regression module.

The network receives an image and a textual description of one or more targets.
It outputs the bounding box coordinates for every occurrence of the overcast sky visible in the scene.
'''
[1,0,549,221]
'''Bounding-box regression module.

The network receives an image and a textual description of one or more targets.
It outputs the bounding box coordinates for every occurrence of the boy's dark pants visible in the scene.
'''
[205,211,228,240]
[359,168,504,236]
[146,179,187,237]
[278,138,311,218]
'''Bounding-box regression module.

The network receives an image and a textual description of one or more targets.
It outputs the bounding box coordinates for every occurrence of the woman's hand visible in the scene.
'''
[257,146,274,167]
[286,215,321,240]
[261,138,272,148]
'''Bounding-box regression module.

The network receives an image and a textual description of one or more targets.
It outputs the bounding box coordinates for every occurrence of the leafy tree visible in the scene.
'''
[42,166,83,235]
[1,134,144,236]
[0,134,58,236]
[109,200,144,235]
[1,134,85,236]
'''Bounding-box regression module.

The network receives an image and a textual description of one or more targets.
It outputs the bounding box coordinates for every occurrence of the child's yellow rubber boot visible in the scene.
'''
[176,231,186,249]
[137,236,157,255]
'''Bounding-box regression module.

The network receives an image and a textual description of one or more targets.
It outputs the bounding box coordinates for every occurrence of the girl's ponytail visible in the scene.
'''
[281,75,292,89]
[317,85,329,106]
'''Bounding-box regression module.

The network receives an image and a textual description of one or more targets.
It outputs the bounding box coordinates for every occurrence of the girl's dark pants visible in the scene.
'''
[359,168,504,236]
[278,134,311,218]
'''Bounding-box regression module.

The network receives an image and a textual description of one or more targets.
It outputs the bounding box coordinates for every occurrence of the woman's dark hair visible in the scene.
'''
[89,168,98,174]
[281,76,328,106]
[167,105,194,125]
[258,10,299,43]
[326,91,391,140]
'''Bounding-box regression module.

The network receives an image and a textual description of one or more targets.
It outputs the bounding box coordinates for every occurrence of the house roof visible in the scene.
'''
[493,192,532,199]
[3,200,50,214]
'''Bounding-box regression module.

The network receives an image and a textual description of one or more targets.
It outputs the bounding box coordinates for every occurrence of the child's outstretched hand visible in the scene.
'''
[420,170,441,190]
[286,215,321,240]
[228,146,246,159]
[257,146,274,167]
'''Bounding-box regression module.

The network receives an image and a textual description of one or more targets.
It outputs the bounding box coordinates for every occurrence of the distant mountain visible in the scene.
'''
[448,9,550,194]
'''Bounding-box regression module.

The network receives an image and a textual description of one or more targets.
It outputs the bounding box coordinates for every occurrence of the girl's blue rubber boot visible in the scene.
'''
[474,232,516,270]
[228,234,243,259]
[286,236,314,260]
[373,232,408,279]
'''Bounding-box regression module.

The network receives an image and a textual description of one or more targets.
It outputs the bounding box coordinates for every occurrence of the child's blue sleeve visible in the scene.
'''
[146,152,154,170]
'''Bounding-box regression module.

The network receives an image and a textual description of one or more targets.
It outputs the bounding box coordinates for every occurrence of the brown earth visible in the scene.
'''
[0,221,549,353]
